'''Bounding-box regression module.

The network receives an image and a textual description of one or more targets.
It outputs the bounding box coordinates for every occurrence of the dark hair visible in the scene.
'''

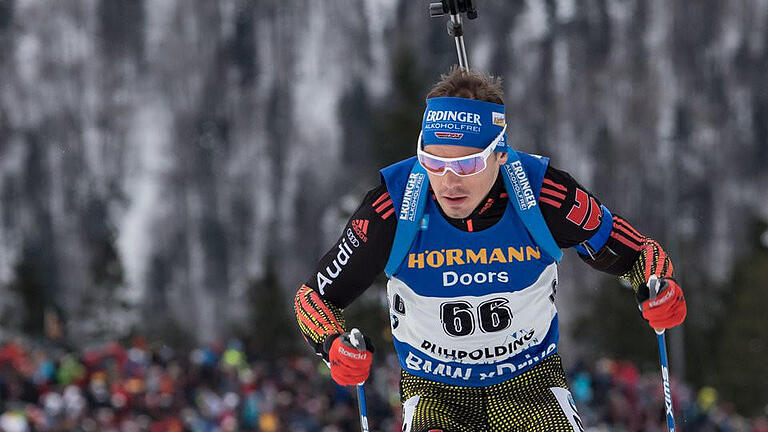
[426,66,504,104]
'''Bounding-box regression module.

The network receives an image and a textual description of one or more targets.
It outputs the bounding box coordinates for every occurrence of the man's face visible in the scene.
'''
[423,145,508,219]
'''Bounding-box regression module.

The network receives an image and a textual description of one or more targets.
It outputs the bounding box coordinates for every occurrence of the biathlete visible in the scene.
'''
[294,67,686,431]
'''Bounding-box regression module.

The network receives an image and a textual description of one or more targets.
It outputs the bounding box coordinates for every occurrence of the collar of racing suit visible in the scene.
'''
[432,175,508,233]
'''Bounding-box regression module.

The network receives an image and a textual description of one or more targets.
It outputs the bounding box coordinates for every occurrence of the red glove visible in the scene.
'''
[325,329,374,386]
[638,277,687,330]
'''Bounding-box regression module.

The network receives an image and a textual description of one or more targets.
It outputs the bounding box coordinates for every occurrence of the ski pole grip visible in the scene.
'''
[647,276,666,335]
[648,275,661,298]
[349,328,367,351]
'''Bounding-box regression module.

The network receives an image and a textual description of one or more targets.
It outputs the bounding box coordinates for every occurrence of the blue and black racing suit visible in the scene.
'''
[295,155,675,432]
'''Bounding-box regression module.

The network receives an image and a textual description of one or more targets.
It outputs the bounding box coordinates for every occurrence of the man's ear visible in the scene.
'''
[497,152,508,165]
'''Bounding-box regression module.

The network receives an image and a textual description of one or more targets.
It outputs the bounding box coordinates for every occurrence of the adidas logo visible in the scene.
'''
[351,219,369,243]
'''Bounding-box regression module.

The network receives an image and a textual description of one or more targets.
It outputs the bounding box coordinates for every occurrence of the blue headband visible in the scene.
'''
[421,97,508,152]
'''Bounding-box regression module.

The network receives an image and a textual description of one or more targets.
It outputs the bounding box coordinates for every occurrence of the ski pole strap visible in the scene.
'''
[500,151,563,262]
[384,162,430,278]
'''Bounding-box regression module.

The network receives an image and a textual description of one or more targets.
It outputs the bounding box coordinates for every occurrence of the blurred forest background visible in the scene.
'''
[0,0,766,418]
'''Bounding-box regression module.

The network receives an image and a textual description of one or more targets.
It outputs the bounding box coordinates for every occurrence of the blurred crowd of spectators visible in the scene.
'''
[0,338,765,432]
[568,359,767,432]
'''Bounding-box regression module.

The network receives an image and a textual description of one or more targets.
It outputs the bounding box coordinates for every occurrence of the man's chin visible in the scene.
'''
[435,194,479,219]
[441,205,472,220]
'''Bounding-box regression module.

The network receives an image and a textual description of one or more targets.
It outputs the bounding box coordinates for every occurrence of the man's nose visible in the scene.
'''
[443,169,463,187]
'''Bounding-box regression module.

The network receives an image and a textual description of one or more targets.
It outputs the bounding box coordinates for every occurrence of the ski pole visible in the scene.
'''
[356,384,369,432]
[648,276,676,432]
[349,329,370,432]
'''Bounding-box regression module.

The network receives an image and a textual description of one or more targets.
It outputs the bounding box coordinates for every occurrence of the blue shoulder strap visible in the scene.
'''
[384,162,430,278]
[500,151,563,262]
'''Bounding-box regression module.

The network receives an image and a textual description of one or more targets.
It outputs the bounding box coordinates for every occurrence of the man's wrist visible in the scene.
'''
[322,333,343,358]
